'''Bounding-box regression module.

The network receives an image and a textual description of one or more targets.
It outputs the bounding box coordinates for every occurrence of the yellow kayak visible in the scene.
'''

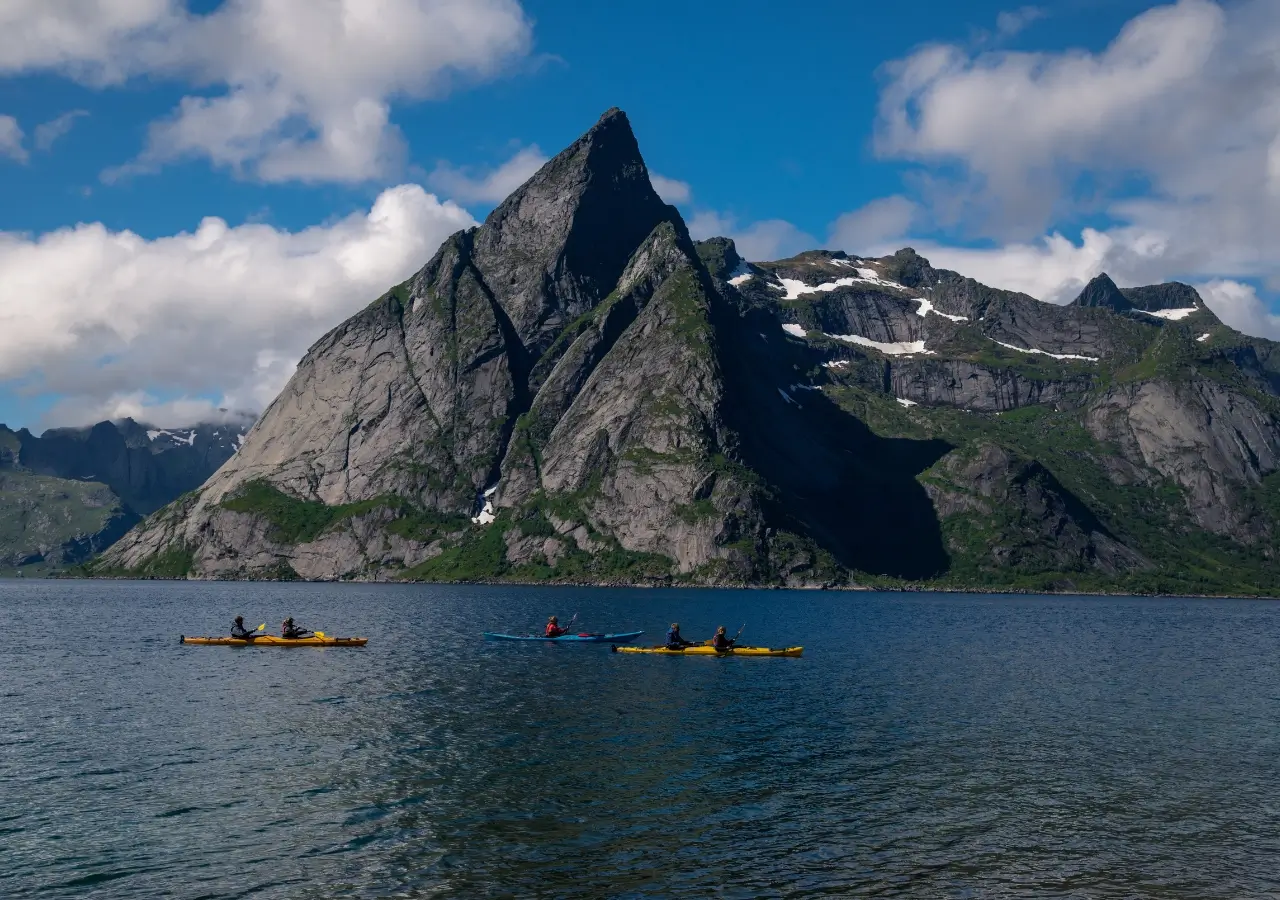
[612,645,803,657]
[180,635,368,647]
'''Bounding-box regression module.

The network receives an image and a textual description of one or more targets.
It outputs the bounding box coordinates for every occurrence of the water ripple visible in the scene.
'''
[3,581,1280,897]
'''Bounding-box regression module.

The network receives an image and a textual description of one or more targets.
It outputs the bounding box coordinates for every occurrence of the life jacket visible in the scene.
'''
[712,633,732,650]
[546,623,565,637]
[666,627,683,647]
[231,622,251,638]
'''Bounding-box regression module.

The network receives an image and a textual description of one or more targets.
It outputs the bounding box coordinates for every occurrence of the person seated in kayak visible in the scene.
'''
[545,616,569,638]
[665,622,693,650]
[282,617,314,639]
[710,626,736,651]
[230,616,257,640]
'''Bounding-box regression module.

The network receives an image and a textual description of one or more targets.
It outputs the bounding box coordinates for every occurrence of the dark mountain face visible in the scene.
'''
[1072,274,1132,311]
[0,417,247,572]
[95,111,1280,596]
[17,418,247,515]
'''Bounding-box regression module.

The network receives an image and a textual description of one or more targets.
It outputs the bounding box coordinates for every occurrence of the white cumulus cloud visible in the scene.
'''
[650,173,691,205]
[828,196,917,254]
[873,0,1280,332]
[688,210,815,262]
[0,0,534,183]
[428,145,547,204]
[1196,280,1280,341]
[0,185,476,428]
[877,0,1226,235]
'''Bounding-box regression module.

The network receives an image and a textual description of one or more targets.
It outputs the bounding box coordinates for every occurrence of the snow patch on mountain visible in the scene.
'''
[992,340,1099,362]
[1137,307,1199,321]
[774,277,859,300]
[727,260,755,286]
[914,298,967,322]
[830,334,930,355]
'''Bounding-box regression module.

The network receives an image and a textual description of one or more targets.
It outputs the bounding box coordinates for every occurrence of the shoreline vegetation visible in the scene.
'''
[36,568,1280,601]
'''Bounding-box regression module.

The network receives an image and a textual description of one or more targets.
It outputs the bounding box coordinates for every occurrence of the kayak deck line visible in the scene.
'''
[179,635,368,647]
[482,631,643,643]
[612,645,803,657]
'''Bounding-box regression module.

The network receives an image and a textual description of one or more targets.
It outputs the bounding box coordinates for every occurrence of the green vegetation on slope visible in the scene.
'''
[220,479,470,545]
[399,502,676,585]
[0,470,133,576]
[826,384,1280,596]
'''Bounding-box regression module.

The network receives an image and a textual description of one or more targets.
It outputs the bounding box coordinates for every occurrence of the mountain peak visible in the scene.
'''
[1073,273,1131,310]
[595,106,626,126]
[472,105,676,354]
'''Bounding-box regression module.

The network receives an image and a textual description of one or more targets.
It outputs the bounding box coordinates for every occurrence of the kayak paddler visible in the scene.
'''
[282,617,314,639]
[665,622,693,650]
[545,616,569,638]
[230,616,257,640]
[710,626,736,651]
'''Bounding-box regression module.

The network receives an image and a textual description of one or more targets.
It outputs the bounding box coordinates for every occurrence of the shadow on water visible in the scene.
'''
[716,303,952,579]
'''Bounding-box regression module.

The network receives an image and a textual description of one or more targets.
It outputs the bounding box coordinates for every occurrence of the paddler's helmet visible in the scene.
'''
[549,616,558,622]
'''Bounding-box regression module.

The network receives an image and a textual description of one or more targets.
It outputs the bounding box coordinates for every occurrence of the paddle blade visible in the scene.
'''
[314,630,326,638]
[256,623,266,631]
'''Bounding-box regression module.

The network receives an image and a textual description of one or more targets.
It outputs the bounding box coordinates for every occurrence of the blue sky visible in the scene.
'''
[1,0,1277,432]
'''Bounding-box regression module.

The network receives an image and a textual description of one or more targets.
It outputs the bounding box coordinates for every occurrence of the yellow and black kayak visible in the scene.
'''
[180,635,368,647]
[612,645,802,657]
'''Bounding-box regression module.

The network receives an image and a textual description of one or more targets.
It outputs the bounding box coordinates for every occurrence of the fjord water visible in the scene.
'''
[3,582,1279,898]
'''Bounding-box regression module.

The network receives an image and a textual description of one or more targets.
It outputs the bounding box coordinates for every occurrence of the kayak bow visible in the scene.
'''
[180,635,368,647]
[483,631,643,643]
[612,644,803,657]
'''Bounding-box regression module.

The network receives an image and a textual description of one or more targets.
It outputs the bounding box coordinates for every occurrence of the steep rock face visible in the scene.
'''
[888,358,1094,412]
[1121,282,1203,313]
[100,110,680,578]
[503,252,760,573]
[1085,379,1280,537]
[101,110,735,580]
[498,220,695,501]
[710,272,953,580]
[923,443,1148,575]
[17,418,245,515]
[195,231,518,513]
[470,107,675,357]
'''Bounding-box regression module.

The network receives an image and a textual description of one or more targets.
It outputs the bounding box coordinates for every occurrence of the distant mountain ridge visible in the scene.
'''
[93,110,1280,596]
[0,417,248,573]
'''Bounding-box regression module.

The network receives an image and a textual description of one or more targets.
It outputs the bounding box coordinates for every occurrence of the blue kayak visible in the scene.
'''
[483,631,644,643]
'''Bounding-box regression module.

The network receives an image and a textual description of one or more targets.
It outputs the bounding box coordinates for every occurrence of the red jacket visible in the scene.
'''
[546,623,568,637]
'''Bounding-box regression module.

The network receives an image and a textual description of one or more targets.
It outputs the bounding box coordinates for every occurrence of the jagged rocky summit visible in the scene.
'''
[96,109,1280,595]
[0,418,247,573]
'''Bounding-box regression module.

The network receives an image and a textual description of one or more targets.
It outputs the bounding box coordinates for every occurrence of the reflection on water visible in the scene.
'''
[2,580,1279,897]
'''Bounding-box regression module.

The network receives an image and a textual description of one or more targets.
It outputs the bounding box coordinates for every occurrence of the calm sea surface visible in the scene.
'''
[2,580,1279,898]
